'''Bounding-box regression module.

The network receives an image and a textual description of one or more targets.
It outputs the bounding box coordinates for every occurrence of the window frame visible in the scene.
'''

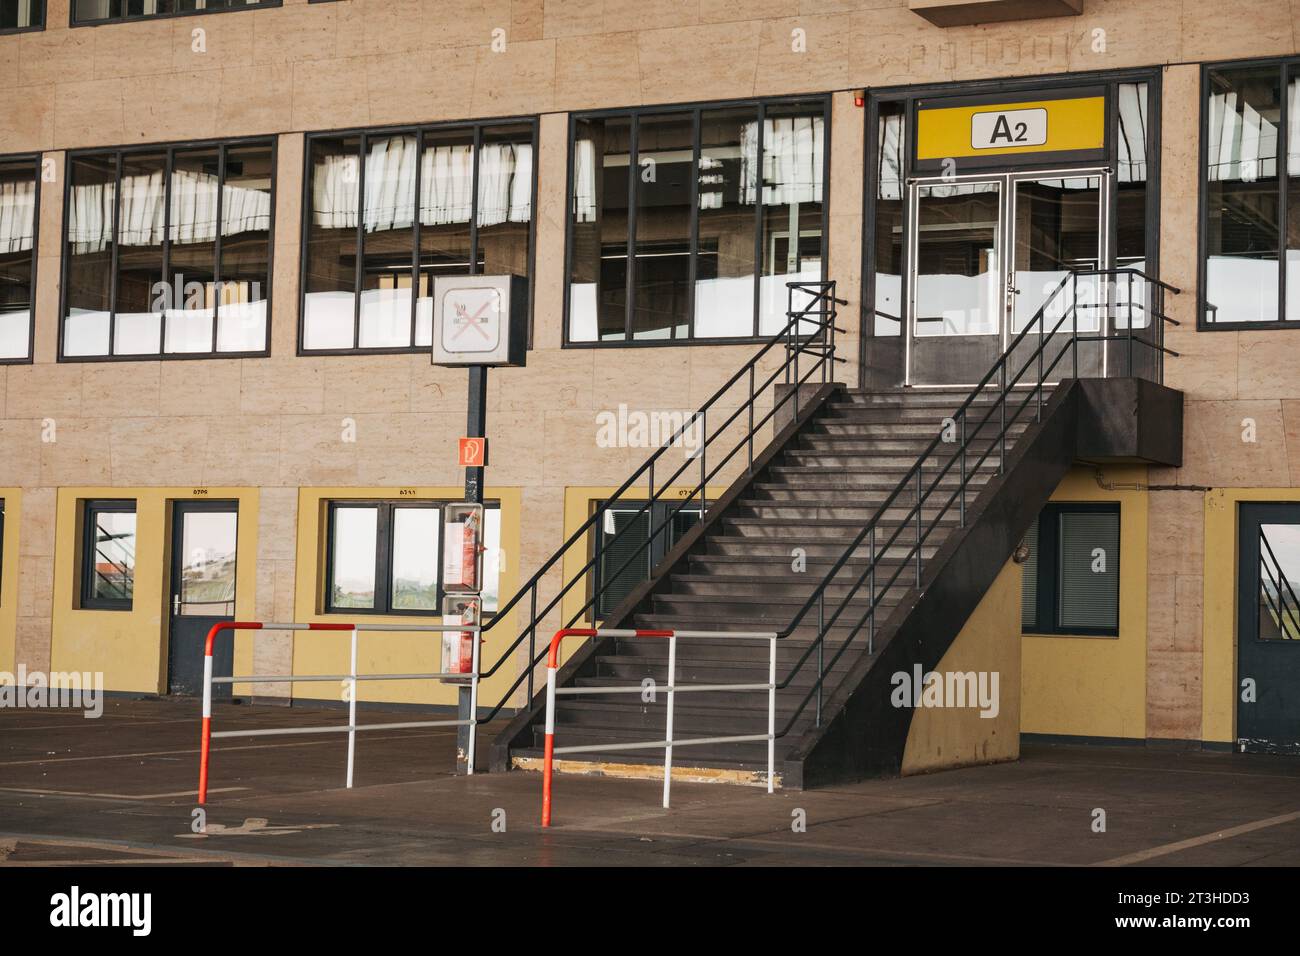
[0,152,41,365]
[80,499,137,612]
[322,499,501,617]
[57,135,277,363]
[1197,56,1300,332]
[1021,502,1121,638]
[298,117,539,357]
[69,0,280,28]
[562,94,833,349]
[0,0,45,34]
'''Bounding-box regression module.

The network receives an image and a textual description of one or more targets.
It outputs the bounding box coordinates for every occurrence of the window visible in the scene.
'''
[592,500,701,617]
[1,0,44,32]
[301,121,535,353]
[324,501,502,615]
[1201,60,1300,327]
[1021,504,1120,636]
[72,0,278,26]
[81,500,137,611]
[567,97,828,345]
[0,156,38,362]
[61,140,273,360]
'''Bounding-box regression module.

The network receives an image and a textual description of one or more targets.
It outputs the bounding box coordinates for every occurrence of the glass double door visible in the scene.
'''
[905,168,1111,386]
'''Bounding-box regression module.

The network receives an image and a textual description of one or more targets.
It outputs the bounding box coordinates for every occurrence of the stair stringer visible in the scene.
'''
[782,380,1085,789]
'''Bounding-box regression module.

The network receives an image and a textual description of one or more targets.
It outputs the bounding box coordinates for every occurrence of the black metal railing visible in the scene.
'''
[473,281,847,723]
[1259,528,1300,641]
[766,267,1181,737]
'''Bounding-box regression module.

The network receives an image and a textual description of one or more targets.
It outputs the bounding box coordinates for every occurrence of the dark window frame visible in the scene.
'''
[80,499,137,612]
[1022,502,1121,638]
[0,0,45,34]
[562,94,833,349]
[298,117,539,357]
[70,0,280,28]
[0,497,5,602]
[590,498,702,618]
[861,67,1163,388]
[1197,56,1300,332]
[0,152,41,365]
[58,135,277,363]
[322,499,501,617]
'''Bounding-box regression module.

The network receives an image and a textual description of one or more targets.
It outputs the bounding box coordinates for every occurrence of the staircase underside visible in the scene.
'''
[492,377,1183,788]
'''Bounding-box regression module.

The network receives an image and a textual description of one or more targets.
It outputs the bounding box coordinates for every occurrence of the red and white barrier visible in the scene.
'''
[198,620,483,805]
[540,626,778,828]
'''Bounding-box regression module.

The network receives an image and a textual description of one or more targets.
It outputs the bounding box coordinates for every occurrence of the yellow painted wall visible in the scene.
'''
[0,489,19,674]
[292,486,522,710]
[1201,488,1300,745]
[902,560,1023,774]
[1020,466,1149,740]
[49,488,260,694]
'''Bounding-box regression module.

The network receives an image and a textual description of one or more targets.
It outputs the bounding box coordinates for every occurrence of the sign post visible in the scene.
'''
[432,274,527,774]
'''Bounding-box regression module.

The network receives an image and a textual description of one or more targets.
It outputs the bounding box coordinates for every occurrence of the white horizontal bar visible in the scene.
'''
[210,719,470,739]
[212,672,470,684]
[554,740,671,755]
[237,622,479,634]
[668,683,772,693]
[671,630,779,640]
[670,733,771,747]
[554,685,647,696]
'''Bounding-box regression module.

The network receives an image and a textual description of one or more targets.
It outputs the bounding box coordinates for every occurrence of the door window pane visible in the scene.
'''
[914,182,1000,336]
[1258,523,1300,641]
[1011,176,1102,333]
[330,506,378,609]
[178,510,237,617]
[1204,65,1282,324]
[872,101,906,337]
[390,507,439,611]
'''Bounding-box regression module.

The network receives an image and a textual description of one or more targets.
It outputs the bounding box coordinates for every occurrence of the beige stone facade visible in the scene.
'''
[1,0,1298,747]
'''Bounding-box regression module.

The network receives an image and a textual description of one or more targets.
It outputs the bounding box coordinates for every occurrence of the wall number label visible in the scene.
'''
[971,108,1047,150]
[192,488,209,496]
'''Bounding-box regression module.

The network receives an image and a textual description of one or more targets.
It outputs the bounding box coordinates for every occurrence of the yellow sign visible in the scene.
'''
[916,96,1106,160]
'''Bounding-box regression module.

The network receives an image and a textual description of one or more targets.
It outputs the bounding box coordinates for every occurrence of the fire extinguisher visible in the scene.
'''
[461,508,481,592]
[442,596,480,679]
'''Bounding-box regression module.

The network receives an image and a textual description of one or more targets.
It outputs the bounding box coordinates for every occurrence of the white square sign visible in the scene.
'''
[431,274,528,367]
[440,286,503,355]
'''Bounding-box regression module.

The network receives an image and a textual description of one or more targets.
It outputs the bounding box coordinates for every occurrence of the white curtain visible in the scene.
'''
[1208,89,1280,183]
[744,115,825,206]
[1116,82,1148,184]
[312,136,533,232]
[0,178,35,255]
[68,167,271,253]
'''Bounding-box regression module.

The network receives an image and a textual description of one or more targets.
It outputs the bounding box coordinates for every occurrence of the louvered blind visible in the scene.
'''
[1020,519,1039,630]
[1057,511,1120,630]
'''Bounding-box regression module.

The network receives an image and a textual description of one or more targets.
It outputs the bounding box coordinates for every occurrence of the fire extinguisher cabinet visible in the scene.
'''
[442,502,485,594]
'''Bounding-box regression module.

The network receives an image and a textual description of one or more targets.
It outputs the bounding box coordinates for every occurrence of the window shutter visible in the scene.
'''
[598,509,651,617]
[1057,511,1119,630]
[1020,519,1039,630]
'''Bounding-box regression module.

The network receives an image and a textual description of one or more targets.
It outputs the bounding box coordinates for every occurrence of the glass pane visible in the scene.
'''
[114,152,166,355]
[178,510,237,617]
[64,154,117,357]
[695,106,758,338]
[416,128,476,347]
[218,144,273,352]
[0,159,35,359]
[1011,175,1101,334]
[330,506,378,609]
[913,182,1000,336]
[89,509,135,604]
[1020,519,1039,630]
[304,136,361,350]
[482,506,501,613]
[568,116,631,342]
[1057,511,1119,631]
[1258,523,1300,641]
[360,134,418,349]
[164,147,219,354]
[1287,72,1300,322]
[1115,81,1150,276]
[873,101,905,336]
[390,507,439,611]
[0,0,44,28]
[758,103,824,335]
[1205,65,1281,324]
[477,124,533,280]
[631,112,693,340]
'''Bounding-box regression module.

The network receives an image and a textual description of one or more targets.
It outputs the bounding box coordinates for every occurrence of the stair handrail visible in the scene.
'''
[472,281,848,724]
[763,267,1182,738]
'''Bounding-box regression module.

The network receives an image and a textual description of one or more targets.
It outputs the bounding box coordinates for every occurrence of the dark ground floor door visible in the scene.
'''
[167,501,239,697]
[1237,503,1300,754]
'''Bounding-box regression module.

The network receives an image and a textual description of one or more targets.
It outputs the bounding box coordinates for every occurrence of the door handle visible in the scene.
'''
[173,594,181,616]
